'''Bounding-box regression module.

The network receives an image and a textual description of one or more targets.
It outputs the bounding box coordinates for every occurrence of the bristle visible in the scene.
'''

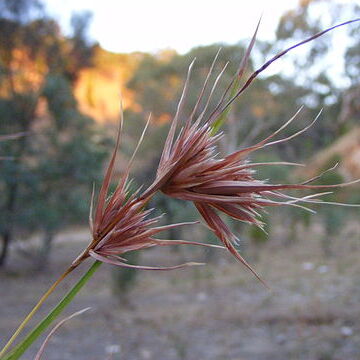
[219,19,360,115]
[208,18,261,123]
[196,61,229,125]
[89,183,95,232]
[301,162,339,185]
[93,109,123,234]
[89,250,204,270]
[160,59,196,165]
[265,109,322,148]
[237,17,261,80]
[34,308,91,360]
[188,48,222,125]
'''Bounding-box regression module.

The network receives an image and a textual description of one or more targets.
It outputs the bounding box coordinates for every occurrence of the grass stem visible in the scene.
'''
[0,265,75,358]
[1,260,101,360]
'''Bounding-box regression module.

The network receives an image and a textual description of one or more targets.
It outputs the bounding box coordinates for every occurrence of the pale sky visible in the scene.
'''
[44,0,301,54]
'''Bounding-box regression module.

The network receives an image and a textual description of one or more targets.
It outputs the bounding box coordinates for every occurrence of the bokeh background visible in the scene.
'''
[1,0,360,359]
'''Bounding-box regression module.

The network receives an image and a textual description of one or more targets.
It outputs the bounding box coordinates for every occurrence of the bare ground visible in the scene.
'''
[1,224,360,360]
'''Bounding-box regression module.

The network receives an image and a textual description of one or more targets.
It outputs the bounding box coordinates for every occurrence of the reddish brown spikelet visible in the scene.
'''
[73,110,222,270]
[141,19,360,282]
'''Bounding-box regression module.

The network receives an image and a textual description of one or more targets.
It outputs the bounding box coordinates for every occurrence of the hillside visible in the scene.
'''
[74,46,144,123]
[300,127,360,181]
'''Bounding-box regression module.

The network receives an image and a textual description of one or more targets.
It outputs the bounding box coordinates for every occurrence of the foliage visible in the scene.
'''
[276,0,360,130]
[0,0,107,267]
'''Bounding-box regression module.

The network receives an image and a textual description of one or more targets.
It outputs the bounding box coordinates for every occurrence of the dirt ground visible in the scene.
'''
[1,223,360,360]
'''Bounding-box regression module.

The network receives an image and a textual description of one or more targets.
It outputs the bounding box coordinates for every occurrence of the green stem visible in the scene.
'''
[210,77,240,135]
[0,267,74,358]
[1,260,102,360]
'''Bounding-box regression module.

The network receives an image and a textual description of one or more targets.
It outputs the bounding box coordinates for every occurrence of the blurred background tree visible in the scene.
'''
[0,0,107,268]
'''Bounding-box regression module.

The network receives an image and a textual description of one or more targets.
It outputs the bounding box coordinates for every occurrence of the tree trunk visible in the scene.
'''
[0,232,11,267]
[36,230,55,271]
[0,98,34,268]
[111,251,139,306]
[0,181,18,268]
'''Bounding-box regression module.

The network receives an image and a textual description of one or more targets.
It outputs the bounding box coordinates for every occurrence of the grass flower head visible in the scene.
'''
[73,112,223,270]
[141,20,360,283]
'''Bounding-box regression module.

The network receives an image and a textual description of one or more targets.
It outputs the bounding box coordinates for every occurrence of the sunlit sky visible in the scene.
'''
[45,0,302,54]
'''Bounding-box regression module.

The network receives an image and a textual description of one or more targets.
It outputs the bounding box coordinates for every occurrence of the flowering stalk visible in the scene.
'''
[0,265,76,358]
[2,261,101,360]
